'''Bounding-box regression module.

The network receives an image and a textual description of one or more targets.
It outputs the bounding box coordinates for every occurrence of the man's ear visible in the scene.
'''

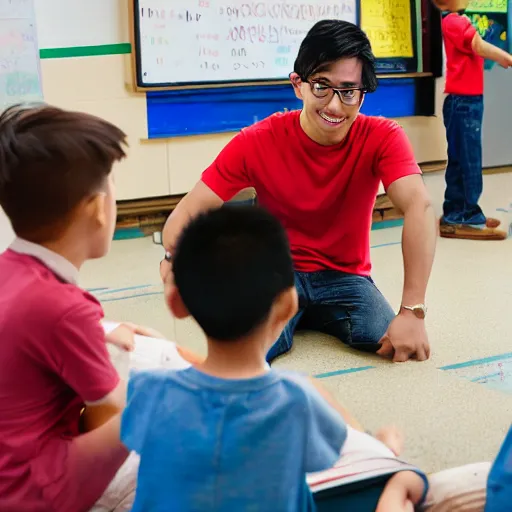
[289,73,304,100]
[166,284,190,320]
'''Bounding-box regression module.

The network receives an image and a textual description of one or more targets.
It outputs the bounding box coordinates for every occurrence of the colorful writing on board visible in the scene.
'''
[465,0,508,71]
[361,0,414,59]
[466,0,507,14]
[136,0,358,87]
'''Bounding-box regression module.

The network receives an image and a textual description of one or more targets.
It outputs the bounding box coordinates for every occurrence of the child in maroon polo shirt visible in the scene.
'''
[433,0,512,240]
[0,105,134,511]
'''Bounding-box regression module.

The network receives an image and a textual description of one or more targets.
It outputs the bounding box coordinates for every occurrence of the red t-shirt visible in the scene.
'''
[442,13,484,95]
[0,250,119,511]
[202,110,421,276]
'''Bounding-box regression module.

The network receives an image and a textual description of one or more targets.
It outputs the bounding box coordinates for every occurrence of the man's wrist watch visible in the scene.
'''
[400,303,427,319]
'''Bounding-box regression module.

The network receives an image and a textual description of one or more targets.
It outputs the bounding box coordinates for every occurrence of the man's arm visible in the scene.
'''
[387,175,436,309]
[472,33,512,68]
[160,181,224,279]
[160,132,252,280]
[378,175,436,362]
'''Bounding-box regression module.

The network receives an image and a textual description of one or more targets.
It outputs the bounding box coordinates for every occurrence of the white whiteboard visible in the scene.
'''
[135,0,357,87]
[0,0,43,110]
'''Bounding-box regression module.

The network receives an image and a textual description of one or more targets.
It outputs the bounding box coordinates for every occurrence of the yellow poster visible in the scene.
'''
[361,0,414,58]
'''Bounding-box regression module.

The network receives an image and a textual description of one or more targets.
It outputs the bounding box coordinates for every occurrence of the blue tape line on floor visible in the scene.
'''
[315,366,375,379]
[439,353,512,371]
[370,241,401,249]
[95,284,152,295]
[101,292,164,303]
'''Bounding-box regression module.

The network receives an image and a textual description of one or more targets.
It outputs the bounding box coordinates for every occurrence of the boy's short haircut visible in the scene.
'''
[0,104,127,242]
[294,19,378,93]
[172,206,295,341]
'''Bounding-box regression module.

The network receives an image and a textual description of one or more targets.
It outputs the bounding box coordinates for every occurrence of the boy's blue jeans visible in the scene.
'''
[442,94,486,226]
[267,270,395,362]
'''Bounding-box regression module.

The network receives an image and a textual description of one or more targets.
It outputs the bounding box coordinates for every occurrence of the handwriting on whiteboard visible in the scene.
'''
[136,0,358,86]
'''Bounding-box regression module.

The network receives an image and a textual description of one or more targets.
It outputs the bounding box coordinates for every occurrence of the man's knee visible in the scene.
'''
[349,282,395,345]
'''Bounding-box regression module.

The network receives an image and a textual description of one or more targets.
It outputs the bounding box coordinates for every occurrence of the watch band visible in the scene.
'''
[401,303,427,319]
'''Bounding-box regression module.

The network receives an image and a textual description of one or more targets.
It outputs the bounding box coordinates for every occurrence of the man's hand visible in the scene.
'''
[376,313,430,362]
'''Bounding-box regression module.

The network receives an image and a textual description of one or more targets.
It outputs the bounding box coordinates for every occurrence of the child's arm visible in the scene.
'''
[104,322,168,352]
[472,33,512,68]
[376,471,426,512]
[308,378,364,431]
[81,380,127,432]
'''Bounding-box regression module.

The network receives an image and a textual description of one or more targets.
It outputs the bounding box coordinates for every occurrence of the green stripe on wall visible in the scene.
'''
[39,43,131,59]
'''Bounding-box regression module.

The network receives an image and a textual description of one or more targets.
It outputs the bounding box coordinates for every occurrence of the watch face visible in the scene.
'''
[414,306,426,319]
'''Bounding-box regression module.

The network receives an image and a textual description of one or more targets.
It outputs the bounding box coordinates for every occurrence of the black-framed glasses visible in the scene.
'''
[307,81,366,106]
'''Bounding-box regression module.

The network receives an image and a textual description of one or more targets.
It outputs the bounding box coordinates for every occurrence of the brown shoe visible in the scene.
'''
[439,217,501,228]
[439,223,507,240]
[485,217,501,228]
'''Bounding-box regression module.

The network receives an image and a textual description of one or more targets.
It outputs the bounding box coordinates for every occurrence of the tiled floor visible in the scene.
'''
[2,172,512,474]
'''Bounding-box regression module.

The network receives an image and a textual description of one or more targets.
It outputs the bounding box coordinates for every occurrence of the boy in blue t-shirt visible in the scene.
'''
[121,207,426,511]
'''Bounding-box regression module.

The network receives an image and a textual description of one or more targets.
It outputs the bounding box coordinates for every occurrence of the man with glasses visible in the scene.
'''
[160,20,436,364]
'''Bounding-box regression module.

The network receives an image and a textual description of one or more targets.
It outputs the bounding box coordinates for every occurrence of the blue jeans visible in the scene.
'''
[442,94,486,226]
[267,271,396,362]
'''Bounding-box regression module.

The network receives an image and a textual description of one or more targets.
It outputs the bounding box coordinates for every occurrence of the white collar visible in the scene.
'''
[9,238,79,285]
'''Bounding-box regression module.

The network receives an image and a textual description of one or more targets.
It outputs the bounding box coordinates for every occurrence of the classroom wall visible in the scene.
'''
[482,67,512,168]
[30,0,456,201]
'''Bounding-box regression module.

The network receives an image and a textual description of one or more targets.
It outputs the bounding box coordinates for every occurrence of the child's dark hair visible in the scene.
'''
[294,19,378,93]
[0,104,127,242]
[172,206,295,341]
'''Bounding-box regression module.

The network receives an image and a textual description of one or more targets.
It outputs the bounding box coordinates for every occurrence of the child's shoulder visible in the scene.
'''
[0,249,102,327]
[271,369,321,402]
[442,11,472,29]
[128,368,191,395]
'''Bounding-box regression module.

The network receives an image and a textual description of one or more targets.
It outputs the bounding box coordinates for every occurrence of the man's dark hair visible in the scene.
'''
[173,206,295,341]
[294,19,378,93]
[0,104,127,242]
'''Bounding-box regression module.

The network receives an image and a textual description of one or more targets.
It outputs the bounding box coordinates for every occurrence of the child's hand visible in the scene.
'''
[375,425,404,456]
[105,323,136,352]
[122,322,167,340]
[105,322,168,352]
[499,54,512,68]
[376,471,425,512]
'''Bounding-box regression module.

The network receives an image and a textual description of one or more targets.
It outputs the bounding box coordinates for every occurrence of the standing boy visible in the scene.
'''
[434,0,512,240]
